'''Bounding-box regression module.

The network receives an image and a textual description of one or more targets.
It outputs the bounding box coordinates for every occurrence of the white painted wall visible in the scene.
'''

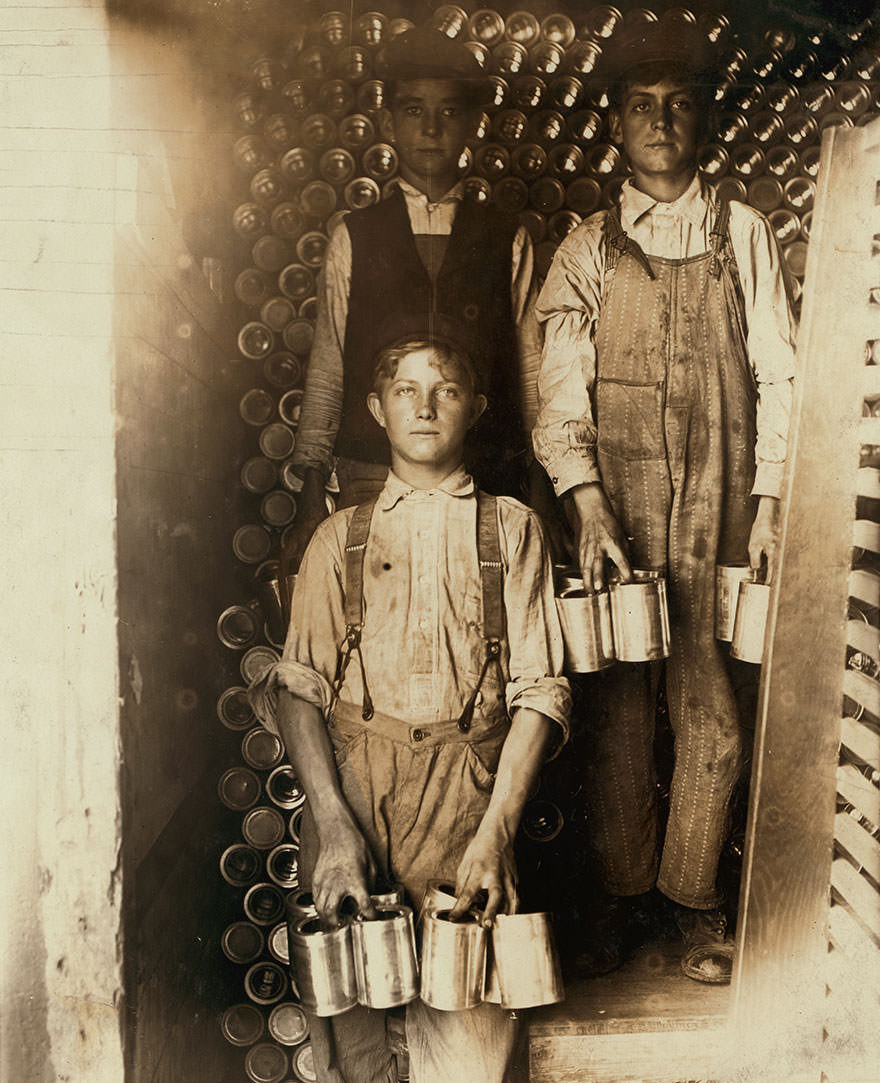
[0,2,125,1079]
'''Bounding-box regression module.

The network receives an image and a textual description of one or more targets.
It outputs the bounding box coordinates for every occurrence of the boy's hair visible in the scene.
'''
[384,76,486,113]
[371,335,481,396]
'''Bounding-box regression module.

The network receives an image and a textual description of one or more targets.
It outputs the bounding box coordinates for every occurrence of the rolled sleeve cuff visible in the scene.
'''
[247,660,334,735]
[506,677,572,757]
[752,461,786,499]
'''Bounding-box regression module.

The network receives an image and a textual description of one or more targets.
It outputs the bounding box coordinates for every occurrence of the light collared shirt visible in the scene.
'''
[292,178,542,478]
[533,174,798,498]
[250,467,571,740]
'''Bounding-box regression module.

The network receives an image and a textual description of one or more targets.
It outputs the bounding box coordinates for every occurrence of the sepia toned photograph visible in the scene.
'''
[2,0,879,1080]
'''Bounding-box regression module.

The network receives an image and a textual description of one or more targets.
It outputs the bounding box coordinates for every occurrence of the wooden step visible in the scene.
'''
[528,941,730,1083]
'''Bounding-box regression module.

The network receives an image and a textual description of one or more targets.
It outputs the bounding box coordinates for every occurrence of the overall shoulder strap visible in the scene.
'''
[332,497,379,720]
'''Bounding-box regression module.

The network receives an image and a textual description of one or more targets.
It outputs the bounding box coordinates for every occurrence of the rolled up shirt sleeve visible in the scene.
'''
[290,225,350,479]
[532,218,607,496]
[728,205,798,498]
[498,499,572,749]
[248,519,346,733]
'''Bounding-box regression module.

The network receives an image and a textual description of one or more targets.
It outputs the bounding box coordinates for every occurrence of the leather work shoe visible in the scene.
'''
[572,892,659,979]
[674,905,734,985]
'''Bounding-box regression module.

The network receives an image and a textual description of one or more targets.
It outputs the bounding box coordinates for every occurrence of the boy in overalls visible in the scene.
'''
[282,26,542,578]
[532,22,797,982]
[251,326,571,1081]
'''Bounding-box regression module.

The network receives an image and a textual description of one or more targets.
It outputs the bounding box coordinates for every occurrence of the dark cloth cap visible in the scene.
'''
[603,20,714,83]
[377,26,485,84]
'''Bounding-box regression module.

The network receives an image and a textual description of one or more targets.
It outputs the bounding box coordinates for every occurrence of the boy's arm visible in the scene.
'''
[448,706,552,924]
[276,688,377,924]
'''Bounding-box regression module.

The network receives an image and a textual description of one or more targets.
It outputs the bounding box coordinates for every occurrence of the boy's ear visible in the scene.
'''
[470,393,488,426]
[378,108,395,144]
[608,108,623,146]
[367,391,387,429]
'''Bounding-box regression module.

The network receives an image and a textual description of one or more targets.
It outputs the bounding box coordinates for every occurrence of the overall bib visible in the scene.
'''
[585,200,757,908]
[300,494,520,1083]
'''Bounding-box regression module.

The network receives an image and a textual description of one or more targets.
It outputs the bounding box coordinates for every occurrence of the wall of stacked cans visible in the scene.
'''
[211,4,880,1080]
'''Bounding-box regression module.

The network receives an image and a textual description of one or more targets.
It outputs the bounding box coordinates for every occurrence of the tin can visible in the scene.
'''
[555,587,615,672]
[241,725,285,771]
[565,177,601,216]
[264,352,302,390]
[266,843,300,890]
[344,177,381,211]
[244,962,288,1007]
[245,1042,288,1083]
[261,296,296,335]
[238,321,276,360]
[233,524,273,565]
[261,490,297,527]
[609,570,671,662]
[267,922,291,966]
[218,766,261,811]
[268,1001,309,1046]
[511,142,547,181]
[567,41,603,76]
[283,318,315,357]
[300,114,337,152]
[250,168,286,208]
[221,1002,265,1047]
[493,110,528,146]
[529,40,564,77]
[290,915,358,1016]
[278,389,304,429]
[469,8,505,45]
[242,806,287,850]
[220,847,264,890]
[549,75,585,112]
[529,176,565,214]
[358,10,387,45]
[234,202,269,240]
[292,1040,318,1082]
[217,685,257,731]
[521,799,564,842]
[765,145,799,180]
[491,912,564,1008]
[233,135,272,175]
[362,143,399,182]
[267,764,306,810]
[475,143,510,179]
[245,882,287,927]
[715,563,752,642]
[547,143,584,179]
[420,909,486,1010]
[747,176,784,214]
[357,79,386,114]
[511,75,546,111]
[492,177,529,213]
[259,422,296,462]
[541,13,575,46]
[217,604,262,649]
[730,144,765,179]
[730,575,771,664]
[352,905,420,1008]
[418,879,459,924]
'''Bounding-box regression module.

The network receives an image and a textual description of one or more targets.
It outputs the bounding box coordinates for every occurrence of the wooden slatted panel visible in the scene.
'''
[856,466,880,499]
[828,901,880,964]
[848,568,880,609]
[840,715,880,769]
[862,369,880,400]
[853,519,880,553]
[831,857,880,937]
[837,762,880,822]
[834,811,880,883]
[846,618,879,657]
[842,668,880,719]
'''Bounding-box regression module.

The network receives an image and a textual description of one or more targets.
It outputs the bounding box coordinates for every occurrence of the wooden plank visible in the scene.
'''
[834,811,880,883]
[831,857,880,936]
[842,668,880,719]
[828,901,880,967]
[862,367,880,399]
[853,518,880,553]
[837,762,880,823]
[840,715,880,770]
[856,466,880,500]
[848,569,880,609]
[732,122,875,1076]
[846,619,879,659]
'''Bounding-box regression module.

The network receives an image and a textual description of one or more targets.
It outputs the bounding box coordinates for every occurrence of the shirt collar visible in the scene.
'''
[378,466,474,510]
[620,173,709,231]
[394,176,464,208]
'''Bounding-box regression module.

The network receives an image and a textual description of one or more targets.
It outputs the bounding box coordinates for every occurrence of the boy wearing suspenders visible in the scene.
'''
[532,22,797,982]
[251,327,570,1082]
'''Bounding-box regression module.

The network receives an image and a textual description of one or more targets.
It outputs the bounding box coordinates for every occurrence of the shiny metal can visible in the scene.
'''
[491,911,564,1008]
[268,1001,309,1046]
[609,570,671,662]
[244,882,288,927]
[267,922,291,966]
[242,806,287,851]
[420,909,486,1010]
[233,523,273,565]
[245,1041,288,1083]
[221,1002,265,1047]
[217,685,257,731]
[241,456,277,495]
[241,644,281,685]
[259,422,296,462]
[715,563,752,641]
[220,846,264,890]
[264,352,302,390]
[555,587,615,672]
[261,489,297,528]
[289,915,358,1016]
[266,843,300,890]
[244,962,288,1008]
[218,766,261,811]
[351,905,420,1009]
[730,576,771,664]
[241,724,285,771]
[267,764,306,810]
[217,604,262,649]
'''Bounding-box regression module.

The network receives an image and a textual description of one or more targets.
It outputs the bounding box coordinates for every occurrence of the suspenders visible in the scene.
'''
[329,491,505,733]
[603,196,736,282]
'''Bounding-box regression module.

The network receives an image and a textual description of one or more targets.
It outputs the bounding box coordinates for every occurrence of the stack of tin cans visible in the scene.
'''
[213,5,879,1078]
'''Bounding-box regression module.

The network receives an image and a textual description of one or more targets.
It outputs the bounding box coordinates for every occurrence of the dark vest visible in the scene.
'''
[339,189,525,494]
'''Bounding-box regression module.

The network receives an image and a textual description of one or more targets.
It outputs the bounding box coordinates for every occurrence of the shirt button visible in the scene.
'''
[412,728,424,742]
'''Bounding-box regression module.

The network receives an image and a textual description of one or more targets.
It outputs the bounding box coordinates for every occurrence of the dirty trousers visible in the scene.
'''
[299,702,522,1083]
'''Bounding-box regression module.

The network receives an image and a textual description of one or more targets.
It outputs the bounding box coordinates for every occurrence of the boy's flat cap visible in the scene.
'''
[603,20,713,81]
[377,26,485,83]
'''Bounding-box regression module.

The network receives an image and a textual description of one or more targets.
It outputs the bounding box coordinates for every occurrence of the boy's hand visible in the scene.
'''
[448,821,517,927]
[571,483,632,592]
[312,817,378,926]
[748,495,780,583]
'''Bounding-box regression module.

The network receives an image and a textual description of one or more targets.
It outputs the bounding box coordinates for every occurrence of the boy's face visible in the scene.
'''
[610,79,700,190]
[367,348,486,480]
[380,79,476,194]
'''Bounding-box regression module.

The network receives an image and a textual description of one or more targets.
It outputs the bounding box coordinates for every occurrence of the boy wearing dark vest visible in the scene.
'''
[250,328,570,1082]
[282,26,541,574]
[532,22,797,983]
